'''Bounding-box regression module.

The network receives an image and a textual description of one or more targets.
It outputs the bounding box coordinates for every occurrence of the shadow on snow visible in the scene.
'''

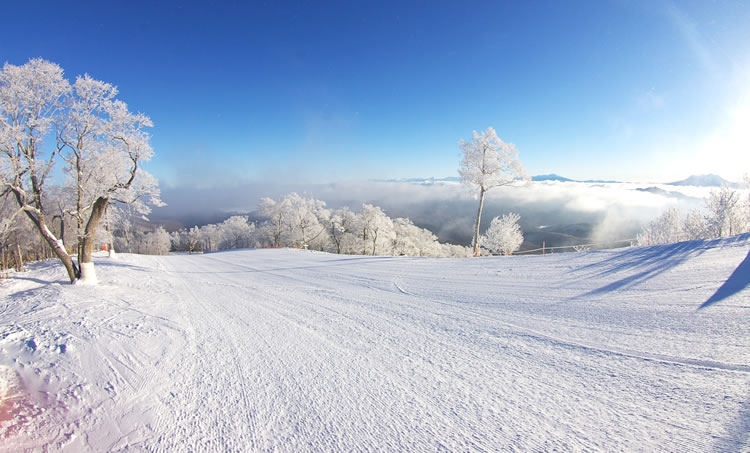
[568,234,750,299]
[699,249,750,309]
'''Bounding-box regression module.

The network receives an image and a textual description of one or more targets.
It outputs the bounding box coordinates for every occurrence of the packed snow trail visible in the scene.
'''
[1,236,749,451]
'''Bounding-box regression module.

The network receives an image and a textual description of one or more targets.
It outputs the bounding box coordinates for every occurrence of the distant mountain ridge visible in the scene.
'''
[377,173,738,187]
[530,174,620,184]
[634,187,695,200]
[377,174,621,184]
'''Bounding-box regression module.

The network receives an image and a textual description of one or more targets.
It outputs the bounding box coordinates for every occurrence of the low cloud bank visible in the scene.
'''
[152,180,710,247]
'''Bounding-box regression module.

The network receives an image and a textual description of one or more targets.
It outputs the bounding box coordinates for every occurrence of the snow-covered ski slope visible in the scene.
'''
[1,236,749,452]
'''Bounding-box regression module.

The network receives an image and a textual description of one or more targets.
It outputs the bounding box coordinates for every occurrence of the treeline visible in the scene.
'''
[637,186,750,245]
[171,193,472,257]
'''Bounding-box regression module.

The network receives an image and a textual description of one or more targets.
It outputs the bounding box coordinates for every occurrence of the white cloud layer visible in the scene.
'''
[153,179,715,246]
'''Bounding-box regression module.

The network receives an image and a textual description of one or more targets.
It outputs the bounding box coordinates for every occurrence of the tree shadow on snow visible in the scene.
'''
[6,275,68,286]
[567,240,710,298]
[698,249,750,309]
[92,260,152,273]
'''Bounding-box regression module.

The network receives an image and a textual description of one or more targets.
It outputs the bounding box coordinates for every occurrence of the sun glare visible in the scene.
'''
[694,85,750,181]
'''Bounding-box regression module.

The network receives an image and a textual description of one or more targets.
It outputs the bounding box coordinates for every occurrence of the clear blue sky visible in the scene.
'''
[4,0,750,186]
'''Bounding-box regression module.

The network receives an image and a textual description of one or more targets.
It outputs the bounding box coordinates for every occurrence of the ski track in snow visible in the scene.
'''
[1,235,749,451]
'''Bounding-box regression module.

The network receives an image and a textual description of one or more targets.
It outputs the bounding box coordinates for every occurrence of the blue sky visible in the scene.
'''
[4,0,750,186]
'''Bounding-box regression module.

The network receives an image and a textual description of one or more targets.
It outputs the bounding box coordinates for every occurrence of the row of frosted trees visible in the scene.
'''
[637,185,750,245]
[171,193,473,258]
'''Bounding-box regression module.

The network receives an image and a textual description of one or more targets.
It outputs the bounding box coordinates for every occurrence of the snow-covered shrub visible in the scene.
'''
[480,212,524,256]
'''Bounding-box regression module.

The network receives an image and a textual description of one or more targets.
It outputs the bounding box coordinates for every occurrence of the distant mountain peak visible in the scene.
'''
[667,174,737,188]
[531,174,574,182]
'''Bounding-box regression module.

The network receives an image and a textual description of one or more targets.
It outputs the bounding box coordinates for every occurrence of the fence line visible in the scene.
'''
[513,238,637,255]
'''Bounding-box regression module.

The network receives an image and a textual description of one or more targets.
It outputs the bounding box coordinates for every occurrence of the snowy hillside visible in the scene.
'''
[1,236,749,451]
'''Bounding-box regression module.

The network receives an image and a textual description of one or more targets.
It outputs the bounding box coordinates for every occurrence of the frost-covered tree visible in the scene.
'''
[683,209,708,241]
[0,59,77,280]
[636,207,684,246]
[328,207,357,254]
[480,212,524,256]
[186,226,203,253]
[390,218,443,257]
[358,204,394,255]
[705,187,746,238]
[0,192,41,271]
[136,226,170,255]
[218,215,256,250]
[258,197,290,247]
[57,74,162,283]
[200,223,222,252]
[459,127,528,257]
[0,59,161,283]
[257,194,330,250]
[284,193,328,249]
[440,243,473,258]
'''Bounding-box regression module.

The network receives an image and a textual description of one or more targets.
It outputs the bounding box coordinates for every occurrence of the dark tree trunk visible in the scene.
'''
[78,197,109,282]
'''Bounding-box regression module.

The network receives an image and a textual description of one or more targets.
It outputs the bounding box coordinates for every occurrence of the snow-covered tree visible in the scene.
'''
[636,207,684,246]
[480,212,524,256]
[0,58,162,283]
[218,215,256,250]
[57,74,162,283]
[284,193,328,249]
[200,223,222,252]
[390,218,443,257]
[705,187,746,238]
[357,204,394,255]
[258,197,290,247]
[0,59,77,281]
[0,192,41,271]
[440,243,473,258]
[682,209,708,241]
[136,227,170,255]
[327,207,354,254]
[459,127,528,256]
[185,226,202,253]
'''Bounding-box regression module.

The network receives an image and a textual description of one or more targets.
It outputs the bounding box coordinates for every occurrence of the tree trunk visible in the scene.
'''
[78,197,109,284]
[19,209,78,282]
[472,188,487,257]
[59,215,66,251]
[15,243,24,272]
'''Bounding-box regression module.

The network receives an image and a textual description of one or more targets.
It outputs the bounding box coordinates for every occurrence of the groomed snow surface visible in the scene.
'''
[1,236,749,452]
